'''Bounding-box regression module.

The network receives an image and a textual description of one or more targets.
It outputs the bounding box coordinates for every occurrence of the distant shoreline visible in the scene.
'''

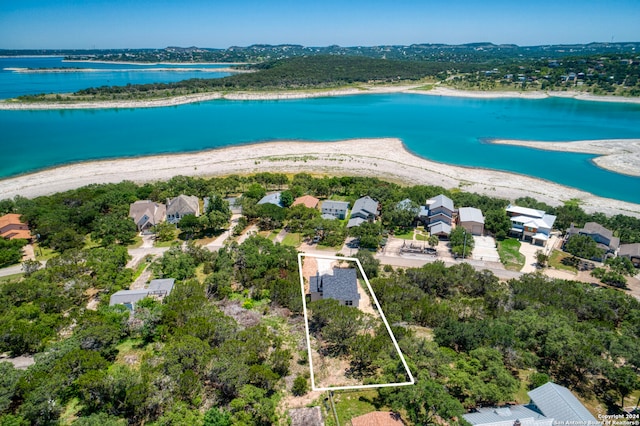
[62,59,248,66]
[489,138,640,177]
[1,138,639,218]
[1,85,639,110]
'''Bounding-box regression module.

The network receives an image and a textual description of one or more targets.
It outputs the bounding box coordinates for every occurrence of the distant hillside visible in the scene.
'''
[2,42,640,63]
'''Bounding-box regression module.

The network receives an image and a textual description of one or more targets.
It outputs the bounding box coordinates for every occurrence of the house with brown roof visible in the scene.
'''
[0,214,31,241]
[129,200,166,232]
[351,411,404,426]
[166,195,200,224]
[292,195,320,209]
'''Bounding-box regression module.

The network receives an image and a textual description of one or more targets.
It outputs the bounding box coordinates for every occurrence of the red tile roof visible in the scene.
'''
[351,411,405,426]
[292,195,320,209]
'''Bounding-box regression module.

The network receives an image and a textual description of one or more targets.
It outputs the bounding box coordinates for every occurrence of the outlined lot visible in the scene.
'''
[298,253,414,391]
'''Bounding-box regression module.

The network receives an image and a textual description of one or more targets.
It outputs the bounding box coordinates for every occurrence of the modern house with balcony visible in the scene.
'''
[506,205,556,246]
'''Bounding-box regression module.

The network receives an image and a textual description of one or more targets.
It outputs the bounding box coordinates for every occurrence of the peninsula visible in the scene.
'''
[1,139,639,218]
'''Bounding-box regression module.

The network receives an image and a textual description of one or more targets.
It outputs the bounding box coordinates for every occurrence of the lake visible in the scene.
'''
[1,57,639,203]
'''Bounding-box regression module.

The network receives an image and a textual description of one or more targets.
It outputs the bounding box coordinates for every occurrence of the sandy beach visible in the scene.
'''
[490,139,640,177]
[2,84,640,110]
[1,138,639,218]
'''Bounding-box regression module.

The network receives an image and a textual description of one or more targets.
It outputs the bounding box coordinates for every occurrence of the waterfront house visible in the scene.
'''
[129,200,166,232]
[109,278,175,310]
[506,204,556,246]
[350,196,379,220]
[619,243,640,267]
[457,207,485,236]
[166,195,200,224]
[309,268,360,308]
[0,213,31,241]
[566,222,620,259]
[463,382,598,426]
[292,195,320,209]
[321,200,349,220]
[420,194,454,237]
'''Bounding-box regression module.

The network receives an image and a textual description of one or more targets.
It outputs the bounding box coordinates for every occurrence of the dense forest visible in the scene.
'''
[1,174,639,425]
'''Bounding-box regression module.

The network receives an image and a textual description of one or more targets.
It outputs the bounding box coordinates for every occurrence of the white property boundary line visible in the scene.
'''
[297,253,415,391]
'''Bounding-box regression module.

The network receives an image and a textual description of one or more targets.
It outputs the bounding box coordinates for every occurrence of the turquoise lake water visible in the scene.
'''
[1,58,640,203]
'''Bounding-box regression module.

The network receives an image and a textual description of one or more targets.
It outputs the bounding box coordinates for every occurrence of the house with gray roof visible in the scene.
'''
[421,194,455,237]
[109,278,175,310]
[350,196,379,221]
[566,222,620,259]
[321,200,349,220]
[506,204,556,246]
[309,268,360,308]
[457,207,485,236]
[619,243,640,267]
[463,382,599,426]
[166,195,200,224]
[257,192,283,207]
[129,200,166,232]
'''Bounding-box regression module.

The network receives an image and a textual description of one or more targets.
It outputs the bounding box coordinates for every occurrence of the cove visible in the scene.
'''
[1,93,639,203]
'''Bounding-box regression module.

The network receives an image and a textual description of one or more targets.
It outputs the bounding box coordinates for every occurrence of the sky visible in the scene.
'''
[1,0,639,49]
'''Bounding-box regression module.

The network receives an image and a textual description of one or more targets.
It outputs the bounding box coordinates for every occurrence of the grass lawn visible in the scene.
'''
[127,235,143,249]
[549,249,578,273]
[34,244,56,261]
[394,229,414,240]
[155,239,179,248]
[497,238,526,271]
[281,232,301,247]
[323,389,380,426]
[0,273,24,284]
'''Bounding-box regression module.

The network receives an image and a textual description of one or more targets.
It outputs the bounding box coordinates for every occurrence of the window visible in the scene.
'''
[345,300,353,306]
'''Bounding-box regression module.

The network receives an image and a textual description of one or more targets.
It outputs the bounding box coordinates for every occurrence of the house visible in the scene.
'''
[129,200,166,232]
[351,411,404,426]
[309,268,360,308]
[321,200,349,220]
[0,213,31,241]
[463,382,599,426]
[166,195,200,224]
[457,207,485,236]
[419,194,454,237]
[619,243,640,267]
[506,204,556,246]
[257,192,283,207]
[350,196,379,220]
[566,222,620,258]
[109,278,175,310]
[292,195,320,209]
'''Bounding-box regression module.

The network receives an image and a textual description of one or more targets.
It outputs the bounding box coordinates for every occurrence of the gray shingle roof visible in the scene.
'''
[620,243,640,257]
[323,268,359,303]
[351,196,379,219]
[347,217,367,228]
[129,200,166,230]
[167,195,200,217]
[528,382,599,424]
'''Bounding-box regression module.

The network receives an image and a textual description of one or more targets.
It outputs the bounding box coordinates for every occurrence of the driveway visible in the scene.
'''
[472,236,500,263]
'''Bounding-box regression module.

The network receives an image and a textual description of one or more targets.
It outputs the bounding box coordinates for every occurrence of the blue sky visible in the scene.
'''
[1,0,639,49]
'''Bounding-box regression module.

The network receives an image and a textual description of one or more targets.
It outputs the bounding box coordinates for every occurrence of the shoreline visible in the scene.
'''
[62,59,248,66]
[5,67,240,74]
[1,138,639,218]
[489,139,640,177]
[1,85,639,110]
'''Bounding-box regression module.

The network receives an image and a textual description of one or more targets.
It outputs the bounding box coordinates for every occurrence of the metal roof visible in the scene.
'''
[427,194,454,212]
[506,204,545,218]
[257,192,283,207]
[428,221,452,235]
[458,207,485,224]
[463,405,550,426]
[347,217,367,228]
[528,383,599,424]
[322,200,349,210]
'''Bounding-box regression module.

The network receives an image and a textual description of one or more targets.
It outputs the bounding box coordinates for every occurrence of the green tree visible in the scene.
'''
[485,209,511,239]
[535,250,549,267]
[279,190,294,208]
[292,375,308,396]
[354,249,380,279]
[204,407,231,426]
[178,214,201,238]
[564,234,602,259]
[0,362,21,413]
[450,227,474,258]
[154,221,176,242]
[91,213,137,246]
